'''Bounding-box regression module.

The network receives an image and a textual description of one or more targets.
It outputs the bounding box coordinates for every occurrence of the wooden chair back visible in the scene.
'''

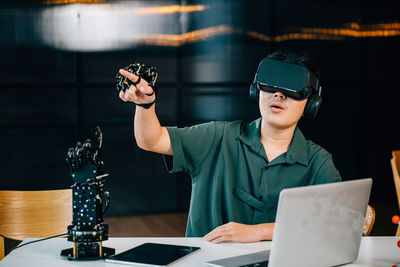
[363,205,375,236]
[0,189,72,260]
[391,150,400,236]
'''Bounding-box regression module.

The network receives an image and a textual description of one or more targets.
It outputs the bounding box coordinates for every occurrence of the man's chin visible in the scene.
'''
[262,118,298,131]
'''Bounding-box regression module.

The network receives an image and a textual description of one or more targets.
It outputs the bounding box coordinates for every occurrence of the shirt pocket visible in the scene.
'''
[234,187,278,223]
[233,187,268,211]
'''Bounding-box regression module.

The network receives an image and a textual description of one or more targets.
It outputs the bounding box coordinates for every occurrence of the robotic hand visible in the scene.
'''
[61,126,114,260]
[66,126,105,183]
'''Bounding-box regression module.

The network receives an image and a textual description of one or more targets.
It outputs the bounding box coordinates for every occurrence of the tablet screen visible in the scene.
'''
[105,242,200,266]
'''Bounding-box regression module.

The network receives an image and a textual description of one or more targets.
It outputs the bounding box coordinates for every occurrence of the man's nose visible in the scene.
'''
[273,91,286,99]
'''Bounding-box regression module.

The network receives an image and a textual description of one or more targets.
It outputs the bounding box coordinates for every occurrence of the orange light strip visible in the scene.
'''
[300,27,400,38]
[137,5,208,15]
[246,31,345,42]
[136,25,234,46]
[43,0,104,4]
[247,22,400,42]
[136,21,400,46]
[42,0,207,15]
[346,22,400,30]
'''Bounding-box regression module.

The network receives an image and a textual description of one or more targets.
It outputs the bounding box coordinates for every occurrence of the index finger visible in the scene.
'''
[119,69,140,83]
[203,226,224,241]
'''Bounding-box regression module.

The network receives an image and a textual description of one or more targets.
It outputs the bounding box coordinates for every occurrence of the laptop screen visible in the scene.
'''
[269,178,372,267]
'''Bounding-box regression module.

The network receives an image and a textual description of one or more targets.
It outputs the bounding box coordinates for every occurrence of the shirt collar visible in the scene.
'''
[286,127,309,166]
[238,118,309,166]
[238,118,264,154]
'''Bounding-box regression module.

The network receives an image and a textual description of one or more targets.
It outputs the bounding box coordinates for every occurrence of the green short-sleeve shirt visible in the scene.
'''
[164,118,341,237]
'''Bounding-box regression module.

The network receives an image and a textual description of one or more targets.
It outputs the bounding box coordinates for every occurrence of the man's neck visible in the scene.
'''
[260,120,297,162]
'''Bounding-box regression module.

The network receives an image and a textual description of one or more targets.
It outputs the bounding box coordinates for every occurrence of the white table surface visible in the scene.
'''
[1,237,400,266]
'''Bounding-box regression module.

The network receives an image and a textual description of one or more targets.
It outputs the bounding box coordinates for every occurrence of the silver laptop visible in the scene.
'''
[207,178,372,267]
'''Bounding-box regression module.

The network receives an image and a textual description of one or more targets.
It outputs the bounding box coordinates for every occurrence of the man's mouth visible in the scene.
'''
[270,102,285,110]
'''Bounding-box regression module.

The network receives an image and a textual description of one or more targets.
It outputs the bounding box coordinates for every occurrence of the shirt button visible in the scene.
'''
[258,196,263,201]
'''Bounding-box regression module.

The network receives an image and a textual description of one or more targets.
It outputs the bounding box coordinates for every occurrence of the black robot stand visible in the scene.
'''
[61,245,115,260]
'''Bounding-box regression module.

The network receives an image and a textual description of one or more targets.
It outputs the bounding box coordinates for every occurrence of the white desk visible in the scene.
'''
[0,237,399,266]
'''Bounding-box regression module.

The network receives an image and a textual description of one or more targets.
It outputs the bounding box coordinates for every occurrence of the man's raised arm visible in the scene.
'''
[118,69,172,155]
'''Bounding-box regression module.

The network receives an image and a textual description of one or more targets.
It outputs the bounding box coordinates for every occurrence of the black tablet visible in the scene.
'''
[105,242,200,266]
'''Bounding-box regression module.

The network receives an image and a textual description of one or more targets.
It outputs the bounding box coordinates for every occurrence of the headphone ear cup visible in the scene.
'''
[249,83,259,104]
[304,94,322,119]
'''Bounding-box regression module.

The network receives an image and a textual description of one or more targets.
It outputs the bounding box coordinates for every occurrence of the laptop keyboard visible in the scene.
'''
[239,260,269,267]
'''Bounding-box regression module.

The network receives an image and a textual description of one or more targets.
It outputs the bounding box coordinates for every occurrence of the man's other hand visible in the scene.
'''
[118,69,155,105]
[203,222,274,243]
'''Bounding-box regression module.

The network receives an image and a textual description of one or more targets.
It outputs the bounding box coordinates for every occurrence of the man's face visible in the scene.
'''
[259,90,308,129]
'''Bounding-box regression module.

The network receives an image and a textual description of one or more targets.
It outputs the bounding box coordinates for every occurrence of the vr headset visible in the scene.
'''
[249,53,322,119]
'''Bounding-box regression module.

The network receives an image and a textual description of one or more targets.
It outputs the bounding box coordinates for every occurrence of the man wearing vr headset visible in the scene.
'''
[118,52,341,243]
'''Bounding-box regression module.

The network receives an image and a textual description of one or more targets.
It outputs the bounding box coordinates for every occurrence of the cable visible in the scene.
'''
[0,233,68,254]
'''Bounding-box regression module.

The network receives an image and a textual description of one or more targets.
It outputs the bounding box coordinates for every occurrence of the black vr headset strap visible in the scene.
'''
[249,74,259,104]
[304,85,322,119]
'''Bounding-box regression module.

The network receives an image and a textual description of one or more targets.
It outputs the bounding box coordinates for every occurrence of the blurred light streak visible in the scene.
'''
[42,1,208,16]
[346,22,400,30]
[300,27,400,38]
[43,0,104,4]
[136,25,234,46]
[247,22,400,42]
[35,0,400,52]
[39,4,207,17]
[246,31,344,42]
[137,5,208,15]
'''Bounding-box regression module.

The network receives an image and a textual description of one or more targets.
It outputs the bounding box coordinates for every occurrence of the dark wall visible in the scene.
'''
[0,1,399,220]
